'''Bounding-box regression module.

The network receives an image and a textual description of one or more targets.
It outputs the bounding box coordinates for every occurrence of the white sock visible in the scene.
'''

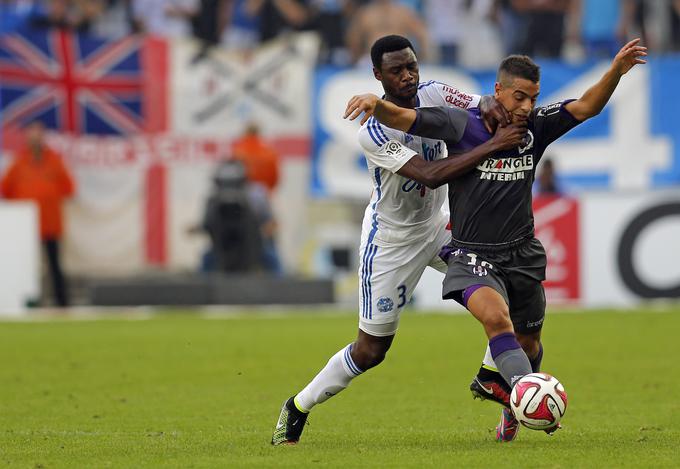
[483,345,499,371]
[294,344,363,412]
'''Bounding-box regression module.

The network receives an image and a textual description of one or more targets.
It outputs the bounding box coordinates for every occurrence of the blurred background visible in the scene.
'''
[0,0,679,314]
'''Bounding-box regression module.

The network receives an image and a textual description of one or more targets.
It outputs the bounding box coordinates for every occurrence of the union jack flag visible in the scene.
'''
[0,29,167,135]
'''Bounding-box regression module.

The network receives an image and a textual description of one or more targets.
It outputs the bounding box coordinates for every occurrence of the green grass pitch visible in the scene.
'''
[1,307,679,468]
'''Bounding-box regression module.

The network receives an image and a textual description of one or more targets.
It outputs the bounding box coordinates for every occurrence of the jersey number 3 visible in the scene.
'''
[397,285,407,308]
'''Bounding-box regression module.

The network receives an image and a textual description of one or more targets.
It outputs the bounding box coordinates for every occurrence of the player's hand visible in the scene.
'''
[612,38,647,76]
[479,95,511,133]
[489,122,528,151]
[344,93,380,125]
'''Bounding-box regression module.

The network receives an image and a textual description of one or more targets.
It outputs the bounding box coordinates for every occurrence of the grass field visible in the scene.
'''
[1,307,679,468]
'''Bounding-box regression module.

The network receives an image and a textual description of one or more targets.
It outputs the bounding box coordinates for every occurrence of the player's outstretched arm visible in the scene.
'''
[565,38,647,121]
[344,94,416,130]
[397,123,527,189]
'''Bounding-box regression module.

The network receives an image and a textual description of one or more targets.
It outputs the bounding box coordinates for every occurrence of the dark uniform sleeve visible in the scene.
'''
[407,106,469,145]
[531,99,582,149]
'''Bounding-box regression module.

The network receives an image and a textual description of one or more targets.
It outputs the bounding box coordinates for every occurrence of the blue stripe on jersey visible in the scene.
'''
[360,243,371,317]
[370,116,389,143]
[366,244,378,319]
[367,167,382,245]
[369,117,388,145]
[361,167,383,319]
[344,345,363,376]
[366,119,384,146]
[361,244,379,318]
[417,79,435,89]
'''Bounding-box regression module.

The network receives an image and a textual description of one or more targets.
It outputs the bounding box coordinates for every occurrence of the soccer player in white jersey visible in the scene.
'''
[271,35,526,445]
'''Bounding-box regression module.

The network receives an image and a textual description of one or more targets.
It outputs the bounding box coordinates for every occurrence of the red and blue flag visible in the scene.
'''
[0,29,167,135]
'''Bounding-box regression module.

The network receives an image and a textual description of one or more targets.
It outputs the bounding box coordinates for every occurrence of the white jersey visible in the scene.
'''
[357,80,480,247]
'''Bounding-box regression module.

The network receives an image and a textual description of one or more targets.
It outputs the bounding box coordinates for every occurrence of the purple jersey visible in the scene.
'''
[409,101,581,245]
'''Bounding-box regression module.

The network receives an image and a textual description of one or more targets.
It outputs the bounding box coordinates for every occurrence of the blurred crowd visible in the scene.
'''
[2,0,680,66]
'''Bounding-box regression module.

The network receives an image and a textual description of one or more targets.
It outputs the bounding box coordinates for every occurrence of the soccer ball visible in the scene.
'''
[510,373,568,430]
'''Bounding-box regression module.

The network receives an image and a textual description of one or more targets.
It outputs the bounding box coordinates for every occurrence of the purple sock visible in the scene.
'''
[489,332,521,359]
[489,332,532,387]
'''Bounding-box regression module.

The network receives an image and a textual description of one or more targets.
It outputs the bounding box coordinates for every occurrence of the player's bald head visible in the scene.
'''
[497,55,540,87]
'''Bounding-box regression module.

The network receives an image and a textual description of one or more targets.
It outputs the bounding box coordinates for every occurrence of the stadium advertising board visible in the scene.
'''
[534,195,580,302]
[581,190,680,306]
[0,202,39,313]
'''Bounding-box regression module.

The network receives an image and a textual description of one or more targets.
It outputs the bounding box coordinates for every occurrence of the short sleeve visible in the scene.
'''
[358,121,417,173]
[417,81,481,109]
[531,100,581,148]
[408,106,469,145]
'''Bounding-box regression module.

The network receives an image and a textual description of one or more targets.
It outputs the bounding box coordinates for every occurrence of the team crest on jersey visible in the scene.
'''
[518,130,534,153]
[377,297,394,312]
[472,265,488,277]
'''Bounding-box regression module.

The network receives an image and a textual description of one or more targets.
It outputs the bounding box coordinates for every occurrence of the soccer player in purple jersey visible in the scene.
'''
[345,38,647,442]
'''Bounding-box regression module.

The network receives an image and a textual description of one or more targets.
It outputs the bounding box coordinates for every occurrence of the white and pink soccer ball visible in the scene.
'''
[510,373,568,430]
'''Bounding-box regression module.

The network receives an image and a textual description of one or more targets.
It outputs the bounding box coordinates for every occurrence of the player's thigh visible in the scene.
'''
[358,241,431,336]
[427,224,453,274]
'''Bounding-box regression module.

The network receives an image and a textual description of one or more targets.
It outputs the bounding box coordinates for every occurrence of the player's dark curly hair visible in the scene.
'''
[370,35,416,69]
[497,55,540,84]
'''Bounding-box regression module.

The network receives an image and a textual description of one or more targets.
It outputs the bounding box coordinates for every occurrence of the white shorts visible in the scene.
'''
[358,224,450,337]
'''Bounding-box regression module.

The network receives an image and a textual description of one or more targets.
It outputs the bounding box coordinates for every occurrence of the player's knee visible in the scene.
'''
[517,334,540,358]
[483,307,513,335]
[352,342,389,370]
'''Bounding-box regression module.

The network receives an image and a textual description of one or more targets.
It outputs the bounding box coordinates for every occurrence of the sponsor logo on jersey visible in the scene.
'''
[401,179,426,197]
[479,171,527,181]
[478,155,534,173]
[445,94,473,108]
[526,317,544,328]
[422,141,442,162]
[477,153,534,181]
[536,102,562,117]
[440,84,474,108]
[377,296,394,312]
[402,142,441,197]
